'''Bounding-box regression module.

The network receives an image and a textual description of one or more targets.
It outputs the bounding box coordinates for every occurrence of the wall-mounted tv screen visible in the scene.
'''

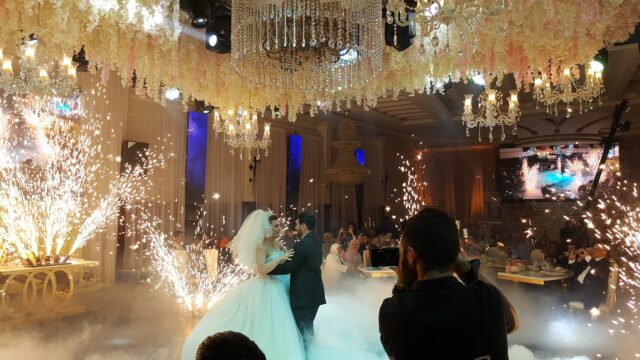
[499,144,619,201]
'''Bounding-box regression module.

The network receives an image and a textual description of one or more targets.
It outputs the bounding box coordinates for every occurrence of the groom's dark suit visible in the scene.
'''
[269,231,326,341]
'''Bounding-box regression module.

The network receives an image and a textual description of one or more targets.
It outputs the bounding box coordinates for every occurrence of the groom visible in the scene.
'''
[269,212,326,346]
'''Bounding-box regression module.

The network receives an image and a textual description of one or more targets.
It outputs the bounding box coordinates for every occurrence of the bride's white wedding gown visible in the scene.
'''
[180,250,305,360]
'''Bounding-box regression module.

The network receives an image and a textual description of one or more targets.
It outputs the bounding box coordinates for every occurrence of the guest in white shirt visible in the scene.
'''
[322,244,348,292]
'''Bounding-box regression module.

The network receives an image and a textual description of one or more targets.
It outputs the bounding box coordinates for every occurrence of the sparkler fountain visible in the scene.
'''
[0,94,159,265]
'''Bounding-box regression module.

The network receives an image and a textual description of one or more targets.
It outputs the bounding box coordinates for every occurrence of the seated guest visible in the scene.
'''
[485,244,507,263]
[546,241,566,266]
[379,208,518,360]
[529,248,546,265]
[196,331,266,360]
[463,235,483,257]
[559,242,577,268]
[357,231,377,255]
[322,243,349,292]
[343,239,363,277]
[512,236,533,260]
[568,243,610,310]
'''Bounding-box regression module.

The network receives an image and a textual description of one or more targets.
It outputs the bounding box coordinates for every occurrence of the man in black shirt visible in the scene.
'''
[379,208,519,360]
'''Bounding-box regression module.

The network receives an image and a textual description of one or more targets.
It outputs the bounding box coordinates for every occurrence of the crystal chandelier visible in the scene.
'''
[462,88,520,142]
[0,41,78,98]
[231,0,383,93]
[385,0,504,48]
[532,61,604,118]
[325,112,368,186]
[212,109,271,159]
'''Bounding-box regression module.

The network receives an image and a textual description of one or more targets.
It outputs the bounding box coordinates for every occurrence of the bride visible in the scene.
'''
[180,210,305,360]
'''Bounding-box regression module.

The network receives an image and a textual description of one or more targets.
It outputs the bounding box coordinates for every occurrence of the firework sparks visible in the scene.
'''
[390,150,428,220]
[0,94,162,263]
[144,212,251,313]
[584,176,640,329]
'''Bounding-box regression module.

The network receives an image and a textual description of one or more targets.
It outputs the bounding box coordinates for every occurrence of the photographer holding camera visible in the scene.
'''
[378,208,519,360]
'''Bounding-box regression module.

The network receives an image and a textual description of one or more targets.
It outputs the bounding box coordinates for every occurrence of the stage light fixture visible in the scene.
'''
[472,74,485,86]
[194,100,213,114]
[191,0,212,28]
[205,15,231,53]
[164,88,181,101]
[207,34,218,47]
[383,8,415,52]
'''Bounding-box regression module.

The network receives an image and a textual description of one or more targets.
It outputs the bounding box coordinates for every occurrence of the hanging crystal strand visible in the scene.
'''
[319,7,325,43]
[264,5,270,51]
[283,0,288,48]
[329,10,336,49]
[301,0,306,48]
[275,3,279,49]
[292,0,297,48]
[310,0,317,47]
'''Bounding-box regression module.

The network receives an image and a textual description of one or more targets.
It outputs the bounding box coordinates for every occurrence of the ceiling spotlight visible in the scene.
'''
[620,120,632,133]
[164,88,181,101]
[205,15,231,53]
[194,100,213,114]
[472,74,485,86]
[207,34,218,48]
[193,17,208,27]
[191,0,211,28]
[27,33,39,45]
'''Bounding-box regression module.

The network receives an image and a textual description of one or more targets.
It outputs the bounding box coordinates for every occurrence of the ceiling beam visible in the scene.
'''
[604,43,640,100]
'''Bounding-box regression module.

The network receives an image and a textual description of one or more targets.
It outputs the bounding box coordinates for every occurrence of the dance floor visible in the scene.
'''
[0,278,636,360]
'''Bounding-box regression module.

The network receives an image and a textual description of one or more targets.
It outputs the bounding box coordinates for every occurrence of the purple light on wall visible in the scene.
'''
[355,148,365,166]
[186,112,208,204]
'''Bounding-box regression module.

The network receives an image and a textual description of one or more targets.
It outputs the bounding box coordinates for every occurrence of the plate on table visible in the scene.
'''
[540,269,570,276]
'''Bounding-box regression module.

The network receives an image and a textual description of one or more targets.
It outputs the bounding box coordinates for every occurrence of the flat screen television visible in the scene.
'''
[499,144,619,201]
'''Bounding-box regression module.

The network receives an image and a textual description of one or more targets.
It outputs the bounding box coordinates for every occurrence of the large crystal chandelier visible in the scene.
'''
[212,109,271,159]
[532,61,604,118]
[462,88,520,142]
[0,41,78,98]
[231,0,383,93]
[326,111,368,186]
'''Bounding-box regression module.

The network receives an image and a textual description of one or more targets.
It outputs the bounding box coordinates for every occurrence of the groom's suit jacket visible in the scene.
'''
[269,232,326,308]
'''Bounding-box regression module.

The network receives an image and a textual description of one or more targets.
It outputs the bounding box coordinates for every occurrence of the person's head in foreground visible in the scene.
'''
[399,207,460,288]
[196,331,266,360]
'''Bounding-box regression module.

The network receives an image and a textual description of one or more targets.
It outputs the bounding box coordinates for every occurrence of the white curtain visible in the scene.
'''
[79,72,127,283]
[362,141,384,228]
[255,127,287,213]
[203,125,247,237]
[113,96,187,272]
[330,185,357,231]
[299,134,326,231]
